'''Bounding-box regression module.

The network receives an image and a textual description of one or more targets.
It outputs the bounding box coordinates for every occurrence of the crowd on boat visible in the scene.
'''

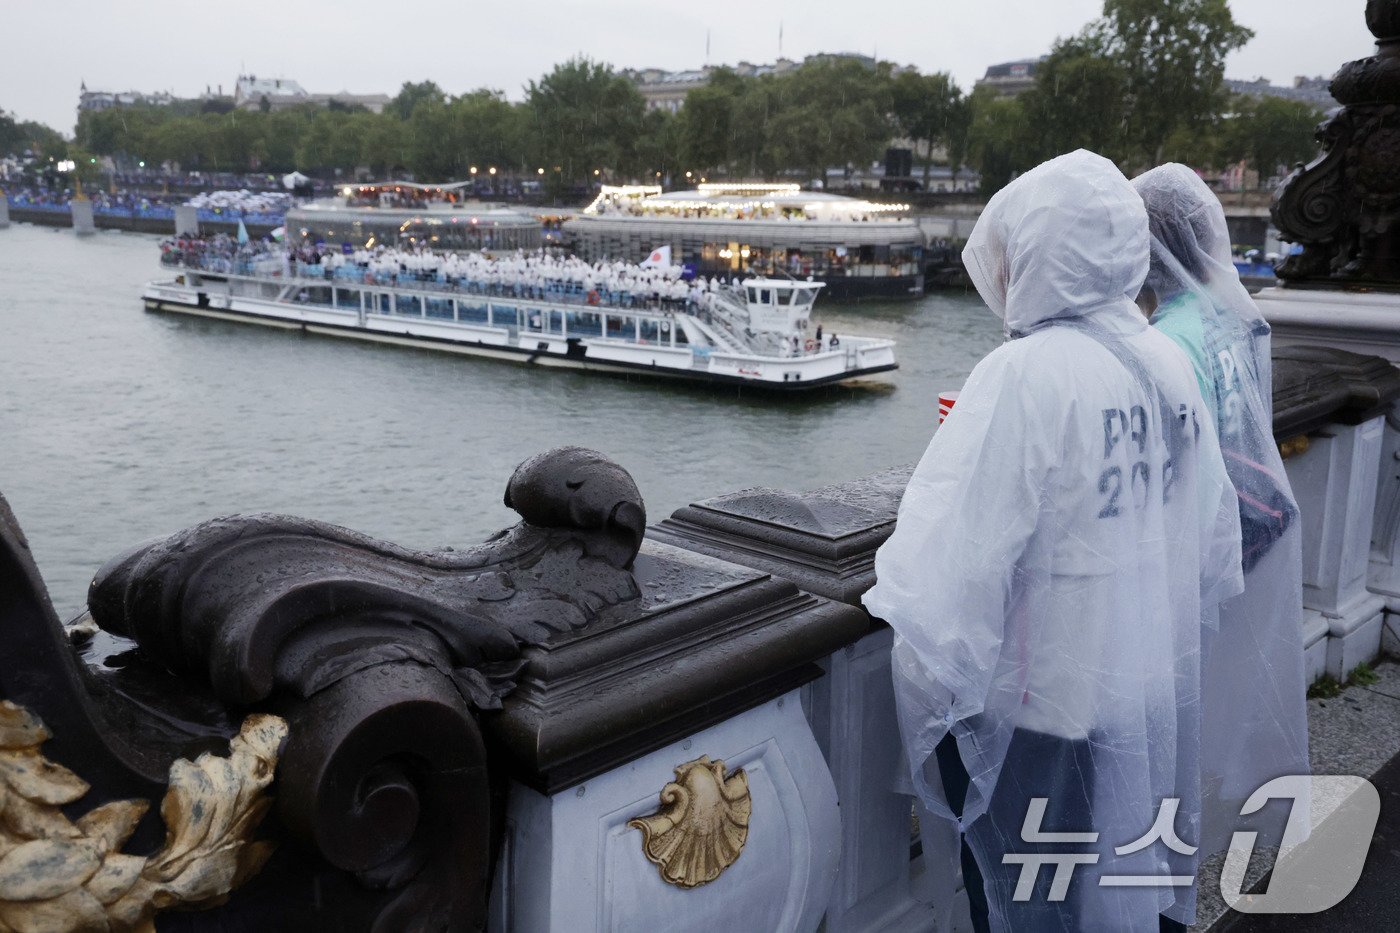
[594,200,898,223]
[184,189,290,214]
[159,236,749,313]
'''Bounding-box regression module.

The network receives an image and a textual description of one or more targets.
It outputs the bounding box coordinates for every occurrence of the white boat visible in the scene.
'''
[141,257,897,390]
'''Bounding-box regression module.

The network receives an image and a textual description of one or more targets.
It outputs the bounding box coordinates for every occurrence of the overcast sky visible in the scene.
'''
[1,0,1375,132]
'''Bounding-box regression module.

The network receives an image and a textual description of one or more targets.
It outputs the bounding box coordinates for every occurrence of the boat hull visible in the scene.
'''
[141,285,897,391]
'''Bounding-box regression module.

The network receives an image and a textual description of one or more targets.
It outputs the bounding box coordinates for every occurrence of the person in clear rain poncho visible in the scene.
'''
[863,150,1243,932]
[1133,163,1309,858]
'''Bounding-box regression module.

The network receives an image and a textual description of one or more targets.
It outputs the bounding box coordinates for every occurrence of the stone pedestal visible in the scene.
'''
[652,469,958,933]
[1270,335,1400,679]
[1256,287,1400,363]
[70,198,95,236]
[1285,416,1388,679]
[488,690,840,933]
[480,524,867,933]
[175,204,198,236]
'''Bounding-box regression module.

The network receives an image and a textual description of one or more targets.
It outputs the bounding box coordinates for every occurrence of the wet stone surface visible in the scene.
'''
[1196,657,1400,930]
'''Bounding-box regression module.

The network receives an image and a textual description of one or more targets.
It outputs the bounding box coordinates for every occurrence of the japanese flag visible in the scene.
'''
[640,244,672,268]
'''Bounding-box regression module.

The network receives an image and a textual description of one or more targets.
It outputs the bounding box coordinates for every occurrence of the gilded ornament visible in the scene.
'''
[628,755,751,889]
[0,700,286,932]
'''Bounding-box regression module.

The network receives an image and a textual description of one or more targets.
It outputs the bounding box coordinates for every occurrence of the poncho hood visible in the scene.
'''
[962,149,1149,335]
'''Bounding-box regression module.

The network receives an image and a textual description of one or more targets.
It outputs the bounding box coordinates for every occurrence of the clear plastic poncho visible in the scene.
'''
[1133,163,1309,858]
[863,150,1243,931]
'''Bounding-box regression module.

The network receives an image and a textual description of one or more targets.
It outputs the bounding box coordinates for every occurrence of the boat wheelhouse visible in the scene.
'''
[563,183,925,300]
[141,252,897,391]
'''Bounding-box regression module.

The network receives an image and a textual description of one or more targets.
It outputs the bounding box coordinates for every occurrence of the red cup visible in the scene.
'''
[938,391,960,425]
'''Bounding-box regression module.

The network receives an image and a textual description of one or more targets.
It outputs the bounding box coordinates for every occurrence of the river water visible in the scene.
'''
[0,223,1002,618]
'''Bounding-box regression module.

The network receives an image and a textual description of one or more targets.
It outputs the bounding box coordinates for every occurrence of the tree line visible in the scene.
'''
[10,0,1327,197]
[967,0,1326,192]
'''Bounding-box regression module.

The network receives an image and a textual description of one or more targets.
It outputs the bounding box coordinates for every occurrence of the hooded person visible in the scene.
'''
[1133,163,1309,857]
[863,150,1243,932]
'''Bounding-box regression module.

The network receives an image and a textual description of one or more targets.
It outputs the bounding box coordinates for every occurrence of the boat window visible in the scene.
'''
[605,314,631,339]
[567,312,603,337]
[395,294,420,316]
[300,286,333,306]
[548,310,564,334]
[639,319,661,343]
[746,287,758,303]
[777,288,793,306]
[458,301,490,325]
[425,297,453,320]
[674,327,689,345]
[760,289,772,305]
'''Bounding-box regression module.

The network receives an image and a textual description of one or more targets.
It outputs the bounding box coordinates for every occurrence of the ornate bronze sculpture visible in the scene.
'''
[3,447,649,931]
[1275,0,1400,286]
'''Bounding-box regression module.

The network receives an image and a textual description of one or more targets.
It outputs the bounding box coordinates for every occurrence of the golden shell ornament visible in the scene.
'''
[628,755,751,888]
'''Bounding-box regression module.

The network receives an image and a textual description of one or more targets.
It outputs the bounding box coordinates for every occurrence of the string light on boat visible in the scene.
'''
[697,182,801,195]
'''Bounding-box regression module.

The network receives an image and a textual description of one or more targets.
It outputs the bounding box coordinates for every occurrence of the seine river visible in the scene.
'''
[0,223,1002,618]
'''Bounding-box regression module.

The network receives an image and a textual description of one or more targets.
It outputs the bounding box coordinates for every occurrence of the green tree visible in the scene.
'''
[677,68,745,174]
[1087,0,1254,165]
[965,87,1033,194]
[728,75,783,178]
[945,93,973,185]
[635,108,682,182]
[891,70,964,182]
[1019,38,1130,164]
[780,58,893,182]
[76,105,163,159]
[452,90,526,175]
[390,80,447,120]
[1221,95,1323,181]
[359,112,410,176]
[525,58,645,187]
[296,111,363,173]
[404,97,460,179]
[1,109,66,159]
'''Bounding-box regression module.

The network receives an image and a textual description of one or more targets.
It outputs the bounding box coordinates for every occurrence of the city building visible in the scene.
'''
[621,53,887,113]
[973,57,1045,97]
[78,83,178,112]
[1226,76,1338,110]
[232,75,391,114]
